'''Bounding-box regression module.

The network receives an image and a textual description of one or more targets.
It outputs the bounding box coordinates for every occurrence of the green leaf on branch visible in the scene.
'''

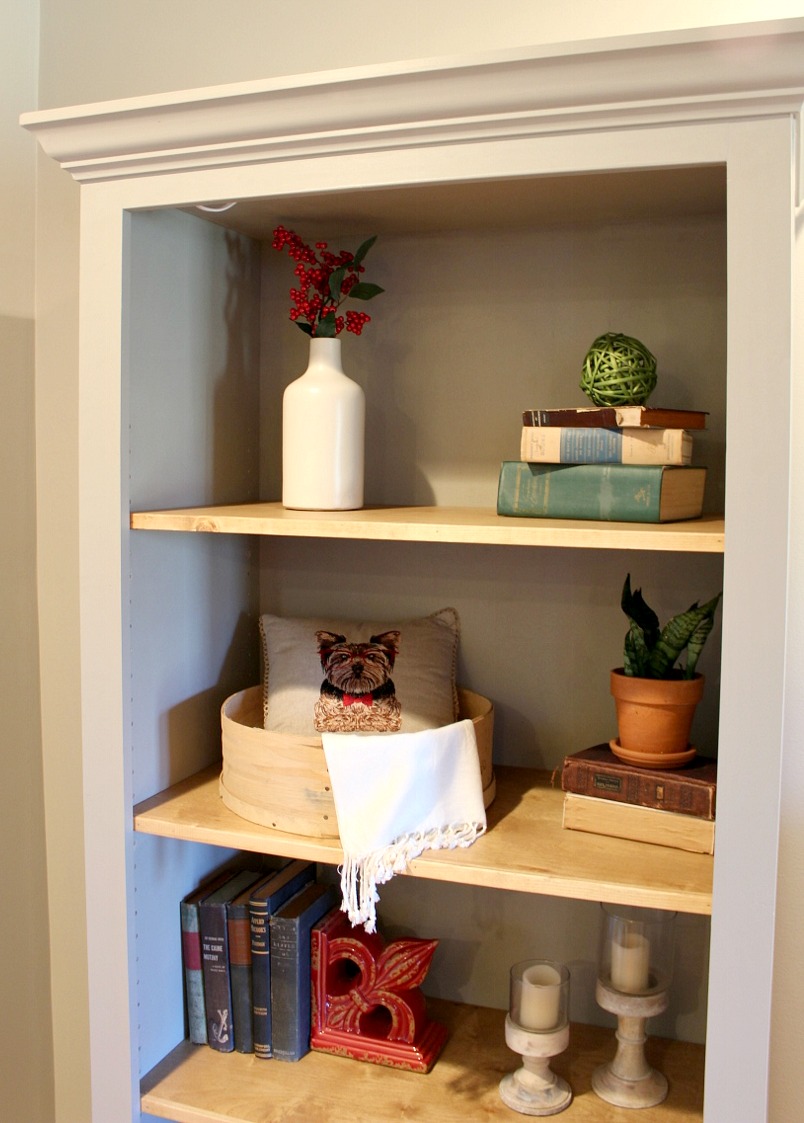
[350,282,385,301]
[329,267,346,302]
[295,321,313,336]
[315,312,338,337]
[354,235,377,264]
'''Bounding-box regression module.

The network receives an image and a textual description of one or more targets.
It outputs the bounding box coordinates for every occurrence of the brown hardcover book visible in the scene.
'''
[560,745,717,819]
[227,883,258,1054]
[562,792,715,854]
[522,405,708,430]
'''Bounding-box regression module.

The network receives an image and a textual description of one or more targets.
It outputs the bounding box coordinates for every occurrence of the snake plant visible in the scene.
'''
[621,574,721,679]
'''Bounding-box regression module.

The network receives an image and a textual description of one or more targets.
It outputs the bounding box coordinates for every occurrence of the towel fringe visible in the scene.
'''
[339,820,486,933]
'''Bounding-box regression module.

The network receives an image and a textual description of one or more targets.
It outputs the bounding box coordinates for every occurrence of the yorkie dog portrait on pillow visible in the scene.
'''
[313,628,403,733]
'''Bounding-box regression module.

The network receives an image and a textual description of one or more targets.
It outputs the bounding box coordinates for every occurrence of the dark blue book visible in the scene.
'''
[227,881,261,1054]
[199,870,262,1052]
[270,882,338,1062]
[249,861,316,1059]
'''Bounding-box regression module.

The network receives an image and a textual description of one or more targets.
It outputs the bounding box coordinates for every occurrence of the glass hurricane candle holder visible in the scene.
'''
[499,960,572,1116]
[593,904,677,1108]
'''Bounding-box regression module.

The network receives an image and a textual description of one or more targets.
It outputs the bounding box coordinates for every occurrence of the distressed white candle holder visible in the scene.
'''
[592,979,669,1108]
[593,905,677,1109]
[499,960,572,1116]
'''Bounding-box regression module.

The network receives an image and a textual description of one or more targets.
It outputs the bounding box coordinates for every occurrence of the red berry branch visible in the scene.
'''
[272,226,384,337]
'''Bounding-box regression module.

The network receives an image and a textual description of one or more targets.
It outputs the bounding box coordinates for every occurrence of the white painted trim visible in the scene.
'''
[706,115,794,1122]
[21,22,804,183]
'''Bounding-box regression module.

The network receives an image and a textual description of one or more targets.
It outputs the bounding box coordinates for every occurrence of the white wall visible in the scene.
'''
[0,3,55,1121]
[25,2,804,1119]
[36,0,804,104]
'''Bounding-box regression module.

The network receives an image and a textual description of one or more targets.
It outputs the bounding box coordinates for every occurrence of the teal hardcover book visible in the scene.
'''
[497,461,706,523]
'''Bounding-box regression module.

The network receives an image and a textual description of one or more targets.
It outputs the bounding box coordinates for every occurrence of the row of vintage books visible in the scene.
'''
[181,859,337,1061]
[559,744,717,854]
[497,404,709,523]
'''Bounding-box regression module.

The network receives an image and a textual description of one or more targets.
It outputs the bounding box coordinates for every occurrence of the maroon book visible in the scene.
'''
[560,744,717,819]
[522,405,708,430]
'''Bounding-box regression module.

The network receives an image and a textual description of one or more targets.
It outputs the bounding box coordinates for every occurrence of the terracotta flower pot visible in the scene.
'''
[610,668,704,769]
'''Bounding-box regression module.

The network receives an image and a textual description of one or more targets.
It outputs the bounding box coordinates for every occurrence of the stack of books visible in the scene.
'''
[497,405,709,523]
[180,860,338,1062]
[559,744,717,854]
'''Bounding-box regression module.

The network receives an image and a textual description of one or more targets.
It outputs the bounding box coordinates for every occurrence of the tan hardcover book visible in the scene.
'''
[562,792,715,854]
[520,426,693,466]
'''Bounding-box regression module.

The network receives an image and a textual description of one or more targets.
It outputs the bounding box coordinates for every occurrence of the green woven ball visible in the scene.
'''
[580,332,657,407]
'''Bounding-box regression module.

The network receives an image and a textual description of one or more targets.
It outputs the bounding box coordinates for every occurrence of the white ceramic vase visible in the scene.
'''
[282,336,365,510]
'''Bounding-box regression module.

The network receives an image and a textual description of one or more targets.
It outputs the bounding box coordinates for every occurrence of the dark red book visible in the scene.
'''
[522,405,708,430]
[180,868,239,1045]
[560,744,717,819]
[227,883,259,1054]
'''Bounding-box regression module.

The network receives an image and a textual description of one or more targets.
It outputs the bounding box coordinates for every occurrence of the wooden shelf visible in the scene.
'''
[134,765,712,915]
[130,502,725,553]
[141,999,705,1122]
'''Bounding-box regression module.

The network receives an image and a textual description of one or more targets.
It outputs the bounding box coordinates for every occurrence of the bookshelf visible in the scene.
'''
[134,765,713,914]
[131,503,725,553]
[140,1003,705,1123]
[22,20,803,1123]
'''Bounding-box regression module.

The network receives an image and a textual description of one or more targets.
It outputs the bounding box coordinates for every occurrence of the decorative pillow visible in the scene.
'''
[259,607,460,735]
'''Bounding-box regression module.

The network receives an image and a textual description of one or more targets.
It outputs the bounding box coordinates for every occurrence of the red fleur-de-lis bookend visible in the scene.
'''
[310,909,449,1072]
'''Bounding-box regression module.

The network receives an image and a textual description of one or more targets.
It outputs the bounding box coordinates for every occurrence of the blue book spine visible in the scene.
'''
[270,884,338,1062]
[560,427,622,463]
[249,861,315,1059]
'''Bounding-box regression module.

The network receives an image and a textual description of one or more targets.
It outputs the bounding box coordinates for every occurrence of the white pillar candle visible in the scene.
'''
[517,963,562,1030]
[611,931,650,993]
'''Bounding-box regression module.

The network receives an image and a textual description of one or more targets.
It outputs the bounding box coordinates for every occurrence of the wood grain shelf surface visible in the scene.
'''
[130,502,725,553]
[141,999,705,1123]
[133,765,712,915]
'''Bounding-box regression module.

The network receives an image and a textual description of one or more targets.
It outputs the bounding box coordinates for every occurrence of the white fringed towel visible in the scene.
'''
[321,718,487,933]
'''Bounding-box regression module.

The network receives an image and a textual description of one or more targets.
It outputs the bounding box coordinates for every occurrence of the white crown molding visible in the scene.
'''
[21,20,804,185]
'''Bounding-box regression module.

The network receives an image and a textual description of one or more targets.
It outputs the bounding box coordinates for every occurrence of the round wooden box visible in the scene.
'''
[219,685,496,839]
